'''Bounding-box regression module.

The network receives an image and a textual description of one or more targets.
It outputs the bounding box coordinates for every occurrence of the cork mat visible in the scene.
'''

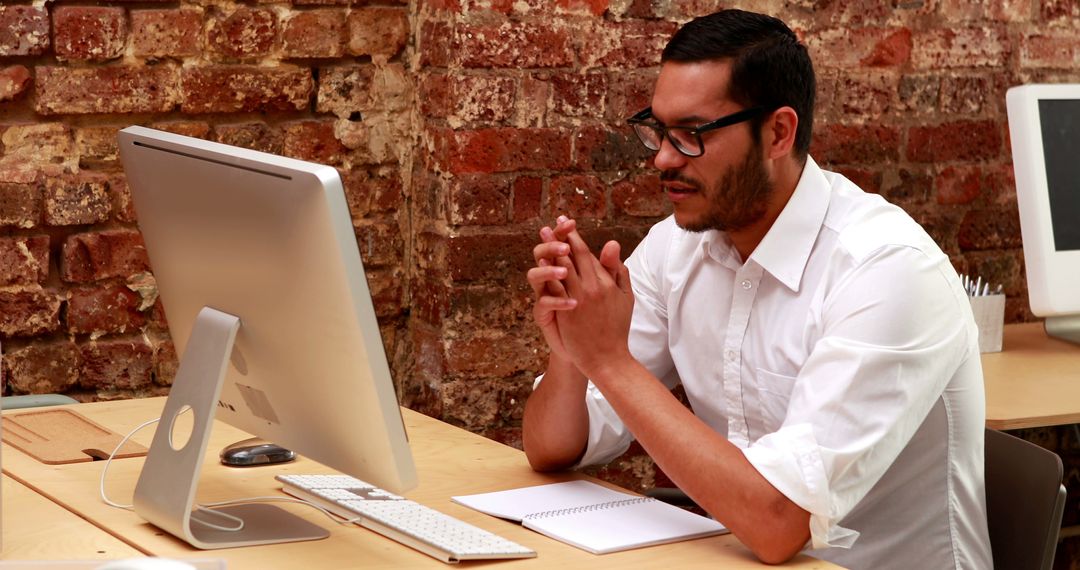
[1,408,148,464]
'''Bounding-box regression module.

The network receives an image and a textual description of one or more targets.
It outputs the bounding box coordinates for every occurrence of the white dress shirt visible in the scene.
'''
[542,157,992,569]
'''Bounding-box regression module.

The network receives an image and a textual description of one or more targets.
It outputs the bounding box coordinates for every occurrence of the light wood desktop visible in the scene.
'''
[1,474,143,561]
[983,322,1080,430]
[1,398,836,570]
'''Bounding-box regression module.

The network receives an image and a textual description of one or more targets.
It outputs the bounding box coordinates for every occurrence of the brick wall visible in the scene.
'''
[4,0,1080,564]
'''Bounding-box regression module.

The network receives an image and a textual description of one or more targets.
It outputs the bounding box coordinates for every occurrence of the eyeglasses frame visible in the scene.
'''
[626,105,774,158]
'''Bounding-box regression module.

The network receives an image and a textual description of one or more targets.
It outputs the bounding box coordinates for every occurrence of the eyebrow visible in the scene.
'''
[652,113,711,127]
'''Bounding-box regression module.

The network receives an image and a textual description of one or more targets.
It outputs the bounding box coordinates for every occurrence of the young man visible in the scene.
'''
[523,9,992,569]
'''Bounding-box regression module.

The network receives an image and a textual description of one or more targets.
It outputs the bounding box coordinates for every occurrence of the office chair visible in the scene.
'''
[984,427,1066,570]
[647,428,1067,570]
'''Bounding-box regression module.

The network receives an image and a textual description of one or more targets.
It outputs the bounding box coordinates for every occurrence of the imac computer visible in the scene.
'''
[1007,84,1080,345]
[117,126,417,549]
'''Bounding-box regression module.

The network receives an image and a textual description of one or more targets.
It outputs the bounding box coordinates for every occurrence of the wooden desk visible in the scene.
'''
[1,474,143,561]
[983,322,1080,430]
[2,399,835,569]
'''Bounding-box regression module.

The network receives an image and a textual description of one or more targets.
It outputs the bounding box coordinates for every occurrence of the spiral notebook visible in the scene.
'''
[451,480,727,554]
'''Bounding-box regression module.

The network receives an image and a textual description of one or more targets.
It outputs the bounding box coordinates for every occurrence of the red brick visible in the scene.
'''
[604,70,656,122]
[53,6,126,62]
[958,204,1022,251]
[810,124,902,164]
[551,175,607,220]
[573,125,651,172]
[348,7,409,58]
[61,229,150,284]
[282,121,347,165]
[940,74,1007,116]
[131,8,203,59]
[355,221,403,267]
[147,121,210,139]
[0,123,77,183]
[448,174,510,226]
[0,183,41,228]
[419,21,452,68]
[78,337,154,390]
[437,127,572,174]
[0,235,48,285]
[67,283,148,336]
[294,0,349,4]
[911,27,1009,69]
[556,0,609,16]
[3,340,79,394]
[935,166,983,205]
[581,20,676,68]
[446,231,535,282]
[512,176,543,222]
[0,65,31,102]
[882,168,933,205]
[366,267,405,318]
[0,6,49,56]
[823,71,897,121]
[807,28,911,69]
[207,7,278,61]
[1020,35,1080,68]
[834,167,882,195]
[412,276,450,326]
[317,65,375,117]
[35,66,180,115]
[551,72,607,119]
[283,9,346,58]
[0,288,63,337]
[420,73,516,124]
[213,123,283,154]
[43,174,111,226]
[941,0,1034,20]
[1042,0,1080,20]
[456,22,574,68]
[436,377,533,429]
[613,173,667,217]
[76,126,121,167]
[149,335,177,386]
[181,66,313,114]
[340,168,404,218]
[106,175,137,224]
[906,121,1002,163]
[897,73,941,117]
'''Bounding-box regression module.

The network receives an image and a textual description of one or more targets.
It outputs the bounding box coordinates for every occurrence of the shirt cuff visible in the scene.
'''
[742,423,859,550]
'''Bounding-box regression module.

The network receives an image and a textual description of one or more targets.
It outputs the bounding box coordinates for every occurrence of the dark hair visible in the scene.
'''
[662,9,815,161]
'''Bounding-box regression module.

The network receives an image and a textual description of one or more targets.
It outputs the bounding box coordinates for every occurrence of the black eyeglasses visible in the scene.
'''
[626,106,772,157]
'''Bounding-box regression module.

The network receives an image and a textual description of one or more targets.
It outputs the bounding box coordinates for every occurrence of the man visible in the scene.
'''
[522,9,992,569]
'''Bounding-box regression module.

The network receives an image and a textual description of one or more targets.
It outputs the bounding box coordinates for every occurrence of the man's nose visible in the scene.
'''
[651,137,687,171]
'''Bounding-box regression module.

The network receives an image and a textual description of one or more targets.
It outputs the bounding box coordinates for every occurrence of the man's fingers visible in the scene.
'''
[599,240,622,280]
[527,265,569,297]
[533,240,571,265]
[535,295,578,313]
[553,217,577,241]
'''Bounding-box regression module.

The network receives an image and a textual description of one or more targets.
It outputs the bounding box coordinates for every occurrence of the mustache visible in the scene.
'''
[659,170,703,191]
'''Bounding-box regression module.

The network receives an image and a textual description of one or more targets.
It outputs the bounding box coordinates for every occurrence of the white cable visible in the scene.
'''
[100,416,363,531]
[99,416,160,509]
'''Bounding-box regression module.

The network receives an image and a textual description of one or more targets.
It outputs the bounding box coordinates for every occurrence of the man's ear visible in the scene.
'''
[764,107,798,160]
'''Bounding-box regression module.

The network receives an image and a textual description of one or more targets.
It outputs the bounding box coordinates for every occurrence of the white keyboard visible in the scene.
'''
[277,474,536,563]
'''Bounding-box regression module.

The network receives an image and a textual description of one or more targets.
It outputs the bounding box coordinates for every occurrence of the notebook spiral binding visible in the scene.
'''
[522,497,655,520]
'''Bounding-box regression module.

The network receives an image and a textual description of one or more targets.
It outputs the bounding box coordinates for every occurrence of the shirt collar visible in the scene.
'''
[748,156,831,292]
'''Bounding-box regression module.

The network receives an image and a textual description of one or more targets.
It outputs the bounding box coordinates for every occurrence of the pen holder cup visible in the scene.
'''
[969,294,1005,353]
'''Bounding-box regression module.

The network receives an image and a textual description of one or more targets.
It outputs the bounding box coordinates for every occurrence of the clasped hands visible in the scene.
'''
[527,216,635,379]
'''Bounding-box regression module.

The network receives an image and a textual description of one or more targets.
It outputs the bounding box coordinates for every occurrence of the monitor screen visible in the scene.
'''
[117,126,416,548]
[1037,99,1080,251]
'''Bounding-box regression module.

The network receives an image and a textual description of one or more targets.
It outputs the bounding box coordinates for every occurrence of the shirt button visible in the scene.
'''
[741,280,753,290]
[725,350,736,361]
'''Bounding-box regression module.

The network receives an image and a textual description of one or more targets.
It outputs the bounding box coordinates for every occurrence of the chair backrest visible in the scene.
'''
[985,427,1066,570]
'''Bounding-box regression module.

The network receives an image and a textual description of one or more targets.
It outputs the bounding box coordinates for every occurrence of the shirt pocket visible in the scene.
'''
[753,367,797,430]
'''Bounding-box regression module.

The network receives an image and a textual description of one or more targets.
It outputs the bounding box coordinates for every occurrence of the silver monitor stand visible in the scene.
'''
[132,307,328,549]
[1045,315,1080,346]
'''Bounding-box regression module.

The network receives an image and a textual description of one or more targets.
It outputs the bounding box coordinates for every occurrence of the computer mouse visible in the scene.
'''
[219,437,296,467]
[95,558,197,570]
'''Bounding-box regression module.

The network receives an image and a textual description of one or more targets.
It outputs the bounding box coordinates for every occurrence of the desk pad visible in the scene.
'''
[1,408,148,464]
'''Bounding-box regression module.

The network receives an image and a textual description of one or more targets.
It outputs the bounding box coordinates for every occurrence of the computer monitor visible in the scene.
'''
[117,126,417,549]
[1006,84,1080,345]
